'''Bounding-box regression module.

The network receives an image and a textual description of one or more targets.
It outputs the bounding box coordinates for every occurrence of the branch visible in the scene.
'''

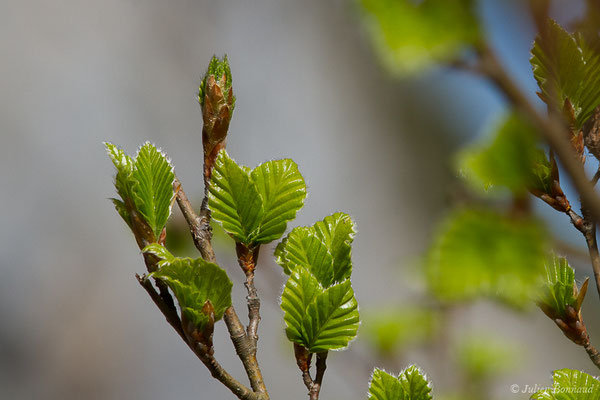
[223,307,268,395]
[474,44,600,222]
[173,177,216,263]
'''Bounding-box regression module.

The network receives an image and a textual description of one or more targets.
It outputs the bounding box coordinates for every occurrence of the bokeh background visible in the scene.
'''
[0,0,595,399]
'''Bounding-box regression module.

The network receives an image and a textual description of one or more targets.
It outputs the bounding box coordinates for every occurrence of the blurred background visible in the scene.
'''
[0,0,596,399]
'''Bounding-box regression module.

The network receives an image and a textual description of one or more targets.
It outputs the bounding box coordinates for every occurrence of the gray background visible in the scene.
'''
[0,0,595,399]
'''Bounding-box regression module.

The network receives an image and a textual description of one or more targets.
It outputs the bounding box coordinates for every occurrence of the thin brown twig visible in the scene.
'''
[173,177,216,263]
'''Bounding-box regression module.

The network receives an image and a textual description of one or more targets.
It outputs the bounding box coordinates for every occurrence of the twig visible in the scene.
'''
[173,177,216,263]
[584,342,600,369]
[592,168,600,186]
[224,307,268,395]
[473,44,600,222]
[310,352,328,400]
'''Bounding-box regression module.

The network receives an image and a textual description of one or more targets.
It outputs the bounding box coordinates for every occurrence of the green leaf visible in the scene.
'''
[281,267,324,343]
[106,142,175,240]
[362,307,438,356]
[312,212,356,283]
[425,209,548,308]
[147,246,232,330]
[538,256,588,320]
[531,369,600,399]
[302,280,360,352]
[368,366,433,400]
[208,151,307,245]
[531,20,600,128]
[142,243,175,265]
[208,151,264,243]
[251,159,307,244]
[279,227,334,287]
[360,0,480,75]
[132,143,176,239]
[275,213,356,286]
[457,113,552,194]
[281,272,359,352]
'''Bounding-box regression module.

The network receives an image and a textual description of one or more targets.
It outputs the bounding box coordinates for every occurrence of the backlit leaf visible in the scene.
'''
[368,366,433,400]
[532,369,600,399]
[360,0,480,75]
[208,151,264,243]
[531,20,600,128]
[146,245,232,330]
[251,159,306,244]
[426,209,548,308]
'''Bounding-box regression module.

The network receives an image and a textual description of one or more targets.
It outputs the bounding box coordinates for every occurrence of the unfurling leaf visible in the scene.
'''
[106,142,175,243]
[368,366,433,400]
[360,0,480,75]
[538,256,589,320]
[145,245,232,332]
[531,20,600,128]
[531,369,600,399]
[208,150,306,245]
[198,55,235,181]
[425,209,548,308]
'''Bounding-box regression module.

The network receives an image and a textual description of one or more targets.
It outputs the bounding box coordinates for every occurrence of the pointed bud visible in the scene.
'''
[199,55,235,184]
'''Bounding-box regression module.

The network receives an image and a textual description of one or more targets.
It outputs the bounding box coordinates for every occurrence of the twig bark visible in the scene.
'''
[173,177,216,263]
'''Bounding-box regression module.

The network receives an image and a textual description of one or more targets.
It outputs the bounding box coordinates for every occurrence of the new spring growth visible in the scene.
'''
[199,55,236,183]
[538,256,590,345]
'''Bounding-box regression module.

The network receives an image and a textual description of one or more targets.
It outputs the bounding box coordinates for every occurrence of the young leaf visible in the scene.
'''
[531,20,600,128]
[132,143,176,239]
[457,113,552,195]
[279,228,334,287]
[106,142,175,241]
[281,267,324,343]
[275,212,356,285]
[360,0,480,75]
[208,150,264,243]
[208,151,307,245]
[531,368,600,399]
[313,212,356,283]
[105,142,137,203]
[538,256,589,320]
[251,159,307,244]
[426,209,548,308]
[302,279,360,352]
[368,366,433,400]
[147,246,233,331]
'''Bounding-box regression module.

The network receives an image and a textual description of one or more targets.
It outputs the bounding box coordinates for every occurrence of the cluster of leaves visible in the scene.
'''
[276,213,360,353]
